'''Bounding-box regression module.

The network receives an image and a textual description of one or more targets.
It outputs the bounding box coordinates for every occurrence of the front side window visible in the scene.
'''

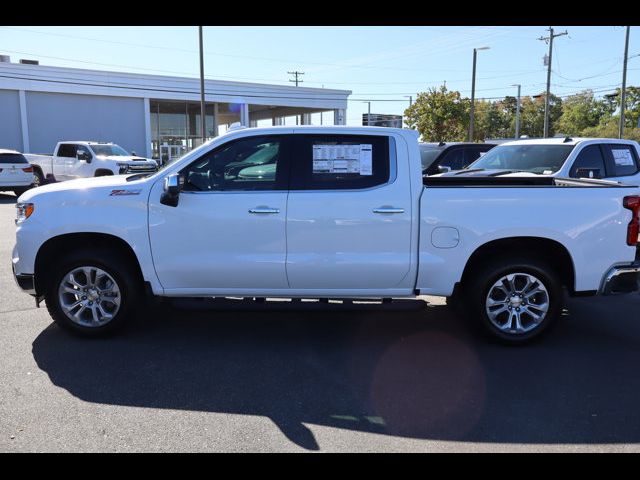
[570,145,606,178]
[181,136,285,192]
[291,134,391,190]
[465,146,493,166]
[439,148,465,171]
[76,145,92,160]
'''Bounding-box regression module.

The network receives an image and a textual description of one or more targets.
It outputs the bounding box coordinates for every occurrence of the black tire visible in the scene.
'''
[95,170,113,177]
[13,188,28,197]
[465,256,563,345]
[32,168,44,187]
[44,248,142,337]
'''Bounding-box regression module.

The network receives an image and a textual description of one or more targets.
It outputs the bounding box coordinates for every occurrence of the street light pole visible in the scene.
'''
[620,26,631,139]
[511,84,521,139]
[198,26,206,145]
[469,47,490,142]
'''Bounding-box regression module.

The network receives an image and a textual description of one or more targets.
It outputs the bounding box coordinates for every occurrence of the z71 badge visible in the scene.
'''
[109,189,142,196]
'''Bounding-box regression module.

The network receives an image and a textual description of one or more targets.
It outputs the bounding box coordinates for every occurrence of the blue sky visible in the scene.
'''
[1,26,638,125]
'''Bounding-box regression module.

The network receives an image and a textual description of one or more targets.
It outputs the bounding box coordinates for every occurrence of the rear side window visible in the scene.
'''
[570,145,606,178]
[57,144,78,158]
[602,144,639,177]
[0,153,28,164]
[291,134,391,190]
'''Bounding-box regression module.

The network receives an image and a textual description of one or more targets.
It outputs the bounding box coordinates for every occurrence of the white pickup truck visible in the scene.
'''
[24,141,158,184]
[12,126,640,344]
[443,137,640,183]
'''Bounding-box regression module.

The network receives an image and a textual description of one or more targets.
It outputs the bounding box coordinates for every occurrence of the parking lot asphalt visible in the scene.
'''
[1,191,640,452]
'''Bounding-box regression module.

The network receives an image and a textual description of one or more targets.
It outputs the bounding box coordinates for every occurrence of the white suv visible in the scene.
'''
[0,149,37,196]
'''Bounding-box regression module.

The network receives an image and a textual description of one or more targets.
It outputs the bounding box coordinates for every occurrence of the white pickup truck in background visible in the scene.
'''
[24,141,158,184]
[440,137,640,184]
[12,126,640,344]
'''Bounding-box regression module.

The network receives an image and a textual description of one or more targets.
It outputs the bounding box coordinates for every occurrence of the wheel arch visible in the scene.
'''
[34,232,144,296]
[459,236,576,294]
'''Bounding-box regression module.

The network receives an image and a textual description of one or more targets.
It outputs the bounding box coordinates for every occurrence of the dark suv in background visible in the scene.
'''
[420,142,498,175]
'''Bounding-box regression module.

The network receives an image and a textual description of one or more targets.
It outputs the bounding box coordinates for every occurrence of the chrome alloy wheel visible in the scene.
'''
[57,266,121,327]
[485,272,550,335]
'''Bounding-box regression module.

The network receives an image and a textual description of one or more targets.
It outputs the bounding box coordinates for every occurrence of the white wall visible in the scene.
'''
[25,92,147,155]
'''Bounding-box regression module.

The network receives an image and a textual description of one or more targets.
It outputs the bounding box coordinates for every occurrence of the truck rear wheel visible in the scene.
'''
[44,249,141,336]
[465,257,563,344]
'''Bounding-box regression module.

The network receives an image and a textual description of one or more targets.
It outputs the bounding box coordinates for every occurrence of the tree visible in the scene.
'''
[556,90,614,135]
[581,117,640,141]
[518,93,563,137]
[404,85,468,142]
[473,100,512,140]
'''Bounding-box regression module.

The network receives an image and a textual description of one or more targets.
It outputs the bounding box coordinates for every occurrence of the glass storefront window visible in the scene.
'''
[150,100,216,163]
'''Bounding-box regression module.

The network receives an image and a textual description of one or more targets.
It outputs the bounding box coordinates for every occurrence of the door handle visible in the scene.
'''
[249,207,280,214]
[373,207,405,214]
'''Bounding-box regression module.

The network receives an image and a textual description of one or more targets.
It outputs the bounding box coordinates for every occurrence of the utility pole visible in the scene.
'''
[620,26,631,139]
[288,71,304,87]
[469,46,490,142]
[511,84,521,139]
[404,95,413,106]
[538,27,568,138]
[198,26,206,144]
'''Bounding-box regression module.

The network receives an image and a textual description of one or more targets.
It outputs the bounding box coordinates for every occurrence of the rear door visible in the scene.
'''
[54,143,76,181]
[285,133,413,292]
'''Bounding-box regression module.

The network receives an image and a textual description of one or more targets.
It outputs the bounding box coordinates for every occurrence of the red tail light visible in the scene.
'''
[22,166,33,173]
[623,196,640,246]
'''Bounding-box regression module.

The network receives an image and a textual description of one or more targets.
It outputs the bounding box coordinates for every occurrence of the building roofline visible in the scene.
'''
[0,61,352,96]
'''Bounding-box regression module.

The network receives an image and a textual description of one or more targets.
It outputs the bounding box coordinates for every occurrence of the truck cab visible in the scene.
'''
[26,141,158,183]
[452,137,640,184]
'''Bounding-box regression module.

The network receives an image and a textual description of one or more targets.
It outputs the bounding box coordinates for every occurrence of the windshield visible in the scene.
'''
[89,144,130,157]
[468,144,575,174]
[419,148,443,170]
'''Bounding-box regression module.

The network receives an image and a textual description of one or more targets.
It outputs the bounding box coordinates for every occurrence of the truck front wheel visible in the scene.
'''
[466,257,563,344]
[44,249,141,336]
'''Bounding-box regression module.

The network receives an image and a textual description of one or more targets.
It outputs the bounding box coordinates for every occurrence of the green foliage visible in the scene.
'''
[404,85,640,141]
[556,90,615,135]
[581,117,640,141]
[404,85,469,142]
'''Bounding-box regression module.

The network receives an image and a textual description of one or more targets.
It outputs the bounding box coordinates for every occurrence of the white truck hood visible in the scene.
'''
[17,175,149,203]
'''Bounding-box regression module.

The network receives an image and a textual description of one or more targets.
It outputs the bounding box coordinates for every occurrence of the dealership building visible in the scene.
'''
[0,59,351,162]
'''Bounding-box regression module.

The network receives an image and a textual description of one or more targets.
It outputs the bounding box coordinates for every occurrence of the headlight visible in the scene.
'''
[117,163,129,174]
[16,203,34,224]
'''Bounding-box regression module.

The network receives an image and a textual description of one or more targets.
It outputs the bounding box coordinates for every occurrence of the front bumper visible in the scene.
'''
[12,261,36,296]
[600,262,640,295]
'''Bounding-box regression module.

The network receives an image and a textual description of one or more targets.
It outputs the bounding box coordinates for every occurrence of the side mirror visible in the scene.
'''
[77,151,92,163]
[438,165,452,174]
[160,174,180,207]
[131,151,137,156]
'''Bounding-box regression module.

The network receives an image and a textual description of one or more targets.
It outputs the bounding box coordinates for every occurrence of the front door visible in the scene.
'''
[286,133,413,292]
[148,134,292,293]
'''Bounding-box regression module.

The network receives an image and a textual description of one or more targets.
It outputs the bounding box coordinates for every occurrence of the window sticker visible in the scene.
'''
[312,144,373,176]
[612,148,635,167]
